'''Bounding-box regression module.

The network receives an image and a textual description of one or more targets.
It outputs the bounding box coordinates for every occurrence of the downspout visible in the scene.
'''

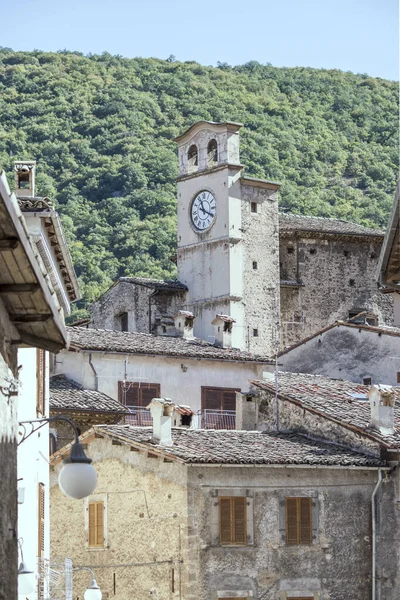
[88,353,98,391]
[372,468,383,600]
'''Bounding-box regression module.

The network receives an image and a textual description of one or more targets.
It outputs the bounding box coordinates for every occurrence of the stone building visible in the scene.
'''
[52,324,271,432]
[0,166,69,600]
[50,415,386,600]
[89,121,392,355]
[277,317,400,386]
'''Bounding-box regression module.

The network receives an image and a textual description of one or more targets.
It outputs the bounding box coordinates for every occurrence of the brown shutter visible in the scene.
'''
[299,497,312,544]
[88,502,104,547]
[118,382,139,406]
[286,498,299,544]
[203,388,222,410]
[233,497,246,544]
[37,483,45,599]
[36,350,46,416]
[219,498,232,544]
[222,390,236,411]
[141,384,161,407]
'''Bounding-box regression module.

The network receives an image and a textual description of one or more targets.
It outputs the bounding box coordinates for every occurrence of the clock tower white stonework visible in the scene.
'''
[175,121,280,355]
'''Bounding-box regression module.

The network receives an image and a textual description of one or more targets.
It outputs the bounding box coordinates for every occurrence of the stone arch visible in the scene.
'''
[188,144,198,171]
[207,139,218,167]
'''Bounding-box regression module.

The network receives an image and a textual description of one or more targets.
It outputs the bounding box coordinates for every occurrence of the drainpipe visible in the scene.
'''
[88,353,98,391]
[372,468,383,600]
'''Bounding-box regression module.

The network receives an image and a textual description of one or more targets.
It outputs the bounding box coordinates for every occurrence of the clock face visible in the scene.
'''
[191,190,216,231]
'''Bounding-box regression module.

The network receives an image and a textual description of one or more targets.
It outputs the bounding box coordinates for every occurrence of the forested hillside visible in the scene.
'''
[0,49,398,316]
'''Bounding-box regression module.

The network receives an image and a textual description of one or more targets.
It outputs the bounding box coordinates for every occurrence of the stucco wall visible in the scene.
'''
[50,436,189,600]
[0,300,19,600]
[279,325,400,385]
[186,465,381,600]
[279,236,393,350]
[53,350,265,416]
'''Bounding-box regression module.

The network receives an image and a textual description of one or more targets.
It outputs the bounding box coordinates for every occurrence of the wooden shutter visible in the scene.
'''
[118,382,160,407]
[88,502,104,547]
[203,388,221,410]
[141,384,161,407]
[222,390,236,411]
[219,497,247,545]
[36,349,46,416]
[202,387,240,411]
[37,483,45,599]
[286,497,312,545]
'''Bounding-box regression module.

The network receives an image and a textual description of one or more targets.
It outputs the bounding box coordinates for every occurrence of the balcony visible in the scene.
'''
[122,407,236,430]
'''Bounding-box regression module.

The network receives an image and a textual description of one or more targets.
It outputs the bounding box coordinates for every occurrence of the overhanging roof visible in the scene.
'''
[378,182,400,289]
[0,171,68,352]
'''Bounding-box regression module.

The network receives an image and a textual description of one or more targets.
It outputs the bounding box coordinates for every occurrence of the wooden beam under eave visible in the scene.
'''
[0,238,19,250]
[0,283,40,293]
[11,313,53,323]
[12,331,65,353]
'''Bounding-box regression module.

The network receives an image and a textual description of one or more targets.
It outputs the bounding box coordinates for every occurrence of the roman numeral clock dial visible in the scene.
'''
[191,191,217,232]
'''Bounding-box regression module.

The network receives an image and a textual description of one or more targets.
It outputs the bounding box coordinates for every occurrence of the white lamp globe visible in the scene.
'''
[58,462,97,499]
[18,564,35,596]
[84,578,102,600]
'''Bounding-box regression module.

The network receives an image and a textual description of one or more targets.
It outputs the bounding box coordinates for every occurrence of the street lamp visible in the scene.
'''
[18,416,97,499]
[74,567,102,600]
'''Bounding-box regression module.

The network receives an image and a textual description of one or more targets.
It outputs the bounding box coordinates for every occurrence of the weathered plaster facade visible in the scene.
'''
[279,232,393,350]
[278,322,400,386]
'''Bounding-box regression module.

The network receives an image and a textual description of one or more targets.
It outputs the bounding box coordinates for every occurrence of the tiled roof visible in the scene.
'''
[118,277,188,291]
[90,425,384,467]
[17,196,54,211]
[67,327,272,363]
[279,213,384,237]
[50,374,128,413]
[252,372,400,449]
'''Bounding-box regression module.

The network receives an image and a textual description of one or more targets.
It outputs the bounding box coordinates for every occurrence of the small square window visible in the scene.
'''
[253,329,258,337]
[397,372,400,384]
[250,202,257,213]
[287,247,294,254]
[363,377,372,386]
[252,261,258,270]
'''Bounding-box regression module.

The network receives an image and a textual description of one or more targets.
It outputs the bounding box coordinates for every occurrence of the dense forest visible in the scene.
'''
[0,49,398,318]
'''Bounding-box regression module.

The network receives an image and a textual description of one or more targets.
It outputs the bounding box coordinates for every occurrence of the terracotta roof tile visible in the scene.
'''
[252,372,400,448]
[50,374,128,413]
[67,327,272,363]
[92,425,384,467]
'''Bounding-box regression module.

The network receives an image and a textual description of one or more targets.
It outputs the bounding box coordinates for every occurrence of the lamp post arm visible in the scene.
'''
[73,566,96,579]
[18,415,80,445]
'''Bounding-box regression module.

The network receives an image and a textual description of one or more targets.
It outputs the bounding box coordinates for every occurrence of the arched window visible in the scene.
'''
[188,144,198,171]
[207,139,218,167]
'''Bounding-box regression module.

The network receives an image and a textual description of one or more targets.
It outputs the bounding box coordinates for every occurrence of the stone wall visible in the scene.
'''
[0,299,19,600]
[50,435,189,599]
[279,235,393,350]
[187,465,382,600]
[241,183,280,356]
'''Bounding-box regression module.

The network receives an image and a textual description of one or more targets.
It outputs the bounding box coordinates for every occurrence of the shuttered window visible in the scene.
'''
[88,502,105,548]
[219,497,247,546]
[286,497,312,545]
[37,483,45,598]
[118,382,160,407]
[36,349,46,416]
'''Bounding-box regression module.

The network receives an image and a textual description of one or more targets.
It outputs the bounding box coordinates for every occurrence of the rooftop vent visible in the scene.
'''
[211,314,236,348]
[14,161,36,198]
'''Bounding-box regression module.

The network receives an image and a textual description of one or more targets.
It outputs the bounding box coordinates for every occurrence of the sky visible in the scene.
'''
[0,0,398,80]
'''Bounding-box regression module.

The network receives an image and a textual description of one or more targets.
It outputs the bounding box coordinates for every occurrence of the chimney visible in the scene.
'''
[147,398,174,446]
[174,310,195,339]
[14,161,36,198]
[368,385,395,435]
[212,314,236,348]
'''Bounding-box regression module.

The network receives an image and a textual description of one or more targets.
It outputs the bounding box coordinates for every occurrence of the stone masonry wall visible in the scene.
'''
[50,436,189,600]
[279,235,393,350]
[187,465,381,600]
[241,183,280,357]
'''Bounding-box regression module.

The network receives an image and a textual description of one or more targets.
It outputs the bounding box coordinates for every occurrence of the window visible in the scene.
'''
[188,144,198,170]
[120,312,128,332]
[397,372,400,384]
[88,501,104,548]
[287,246,294,254]
[18,171,30,189]
[207,139,218,166]
[36,349,46,416]
[252,261,258,270]
[202,387,238,412]
[219,497,247,545]
[38,483,45,599]
[118,382,160,407]
[253,328,258,337]
[286,497,312,545]
[363,377,372,386]
[250,202,257,213]
[309,247,316,255]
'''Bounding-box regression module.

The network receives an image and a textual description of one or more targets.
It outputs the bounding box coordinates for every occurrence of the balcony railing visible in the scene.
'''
[203,409,236,430]
[123,406,152,427]
[122,407,236,430]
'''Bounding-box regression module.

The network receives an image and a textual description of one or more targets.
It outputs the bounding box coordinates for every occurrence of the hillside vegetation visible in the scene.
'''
[0,49,398,315]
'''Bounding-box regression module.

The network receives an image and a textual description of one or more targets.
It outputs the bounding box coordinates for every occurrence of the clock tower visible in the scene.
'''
[175,121,280,355]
